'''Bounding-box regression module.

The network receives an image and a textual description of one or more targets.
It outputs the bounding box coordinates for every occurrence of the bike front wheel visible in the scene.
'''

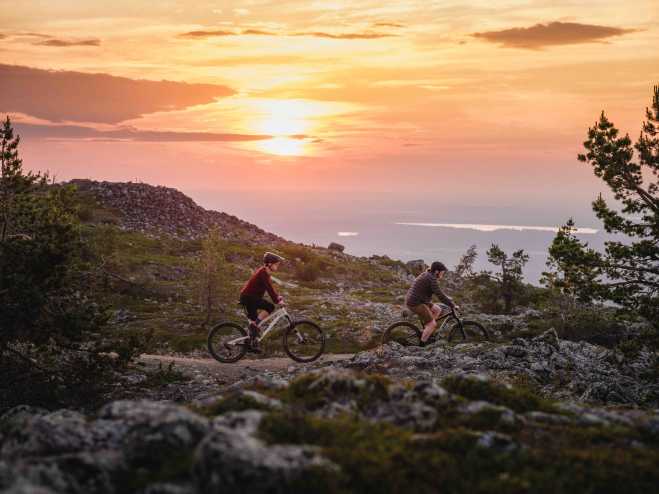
[207,322,248,363]
[283,320,325,363]
[446,319,490,342]
[382,321,422,347]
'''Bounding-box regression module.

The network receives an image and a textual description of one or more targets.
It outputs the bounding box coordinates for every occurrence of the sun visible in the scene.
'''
[259,136,305,156]
[252,99,316,156]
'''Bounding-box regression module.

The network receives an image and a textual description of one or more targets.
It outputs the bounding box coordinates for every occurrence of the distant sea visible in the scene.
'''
[192,189,611,285]
[267,221,608,285]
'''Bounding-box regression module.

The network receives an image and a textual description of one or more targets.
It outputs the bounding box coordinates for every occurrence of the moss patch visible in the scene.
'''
[259,411,659,494]
[442,375,560,414]
[196,392,276,416]
[283,372,391,412]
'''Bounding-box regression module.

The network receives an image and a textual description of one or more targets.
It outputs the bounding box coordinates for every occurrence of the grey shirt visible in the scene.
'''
[405,271,455,308]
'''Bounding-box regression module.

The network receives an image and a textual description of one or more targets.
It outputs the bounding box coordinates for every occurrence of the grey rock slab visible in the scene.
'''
[1,480,57,494]
[476,431,518,453]
[194,411,337,494]
[1,410,94,458]
[99,401,210,467]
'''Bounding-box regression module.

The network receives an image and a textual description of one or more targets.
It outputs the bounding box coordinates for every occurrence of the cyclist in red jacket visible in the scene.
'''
[240,252,285,352]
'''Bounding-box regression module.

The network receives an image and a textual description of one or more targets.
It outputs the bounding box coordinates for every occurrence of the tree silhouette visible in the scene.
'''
[545,85,659,326]
[486,244,529,313]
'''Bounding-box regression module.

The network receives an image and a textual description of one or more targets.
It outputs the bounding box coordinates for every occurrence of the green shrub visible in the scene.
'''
[295,258,324,282]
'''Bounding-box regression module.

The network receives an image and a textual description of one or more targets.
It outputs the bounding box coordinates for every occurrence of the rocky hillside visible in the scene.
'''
[64,179,414,355]
[69,179,281,244]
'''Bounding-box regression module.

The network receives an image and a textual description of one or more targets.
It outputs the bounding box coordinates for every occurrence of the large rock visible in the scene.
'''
[405,259,427,275]
[98,400,210,467]
[328,242,345,253]
[10,451,123,494]
[2,480,57,494]
[1,409,96,458]
[193,411,337,494]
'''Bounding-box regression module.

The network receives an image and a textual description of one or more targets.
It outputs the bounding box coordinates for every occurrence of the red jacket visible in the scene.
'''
[240,266,280,302]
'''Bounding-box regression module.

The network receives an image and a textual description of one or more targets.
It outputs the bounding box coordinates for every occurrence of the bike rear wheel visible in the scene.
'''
[207,322,248,363]
[446,319,490,342]
[283,320,325,363]
[382,321,422,347]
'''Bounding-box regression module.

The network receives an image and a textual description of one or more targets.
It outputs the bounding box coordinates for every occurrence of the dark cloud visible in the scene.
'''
[0,64,235,124]
[372,22,405,28]
[472,21,636,49]
[34,38,100,47]
[14,122,277,142]
[179,29,234,38]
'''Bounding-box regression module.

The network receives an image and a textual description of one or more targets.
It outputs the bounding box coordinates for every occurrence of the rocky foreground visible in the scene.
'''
[2,330,658,494]
[143,329,659,409]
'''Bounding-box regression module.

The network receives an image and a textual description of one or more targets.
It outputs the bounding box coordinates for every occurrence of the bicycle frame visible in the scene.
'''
[226,307,292,346]
[436,310,458,332]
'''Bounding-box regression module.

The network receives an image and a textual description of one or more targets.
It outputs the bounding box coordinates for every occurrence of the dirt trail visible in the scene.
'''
[139,353,354,384]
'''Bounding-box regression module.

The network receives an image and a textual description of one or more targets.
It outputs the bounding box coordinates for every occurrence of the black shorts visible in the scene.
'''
[239,294,275,321]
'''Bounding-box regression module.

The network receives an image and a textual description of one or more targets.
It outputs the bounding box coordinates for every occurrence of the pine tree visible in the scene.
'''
[0,116,103,347]
[486,244,529,313]
[0,116,45,241]
[455,245,478,278]
[545,85,659,325]
[197,227,227,326]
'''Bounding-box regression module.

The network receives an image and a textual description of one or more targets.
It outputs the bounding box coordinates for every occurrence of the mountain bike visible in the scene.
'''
[207,304,325,363]
[382,306,489,347]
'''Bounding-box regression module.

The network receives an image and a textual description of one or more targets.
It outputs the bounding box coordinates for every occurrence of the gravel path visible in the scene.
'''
[139,353,354,385]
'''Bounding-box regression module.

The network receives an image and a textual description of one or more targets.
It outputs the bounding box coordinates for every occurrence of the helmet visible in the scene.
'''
[263,252,285,265]
[430,261,447,273]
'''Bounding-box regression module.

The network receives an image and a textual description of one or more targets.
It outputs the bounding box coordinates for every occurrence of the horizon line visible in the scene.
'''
[395,222,598,234]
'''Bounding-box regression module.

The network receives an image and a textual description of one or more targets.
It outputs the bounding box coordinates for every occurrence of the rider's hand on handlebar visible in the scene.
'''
[278,297,286,306]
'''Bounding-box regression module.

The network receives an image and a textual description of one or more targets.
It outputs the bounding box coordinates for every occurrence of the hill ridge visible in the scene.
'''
[69,179,282,244]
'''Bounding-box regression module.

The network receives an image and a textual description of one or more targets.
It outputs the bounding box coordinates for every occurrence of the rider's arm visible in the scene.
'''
[262,269,282,304]
[430,276,455,308]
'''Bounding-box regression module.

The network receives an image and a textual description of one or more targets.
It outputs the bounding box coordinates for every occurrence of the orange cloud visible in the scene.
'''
[472,21,636,49]
[241,29,276,36]
[179,29,234,38]
[372,22,405,28]
[34,38,100,47]
[178,27,395,40]
[0,64,234,124]
[293,31,396,40]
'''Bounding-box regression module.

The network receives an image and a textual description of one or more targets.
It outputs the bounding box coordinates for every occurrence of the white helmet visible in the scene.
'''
[263,252,285,265]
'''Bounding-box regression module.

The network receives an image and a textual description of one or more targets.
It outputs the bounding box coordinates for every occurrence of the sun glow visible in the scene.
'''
[259,136,306,156]
[251,99,315,156]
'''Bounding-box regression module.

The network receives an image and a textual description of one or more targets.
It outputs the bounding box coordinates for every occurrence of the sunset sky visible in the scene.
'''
[2,0,659,232]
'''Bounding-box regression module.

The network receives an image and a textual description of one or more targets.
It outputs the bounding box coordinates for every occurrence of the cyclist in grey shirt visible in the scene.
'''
[405,261,457,343]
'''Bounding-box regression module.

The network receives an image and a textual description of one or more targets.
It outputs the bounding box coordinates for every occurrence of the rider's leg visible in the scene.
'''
[249,299,275,348]
[430,304,442,319]
[410,304,436,343]
[421,318,438,342]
